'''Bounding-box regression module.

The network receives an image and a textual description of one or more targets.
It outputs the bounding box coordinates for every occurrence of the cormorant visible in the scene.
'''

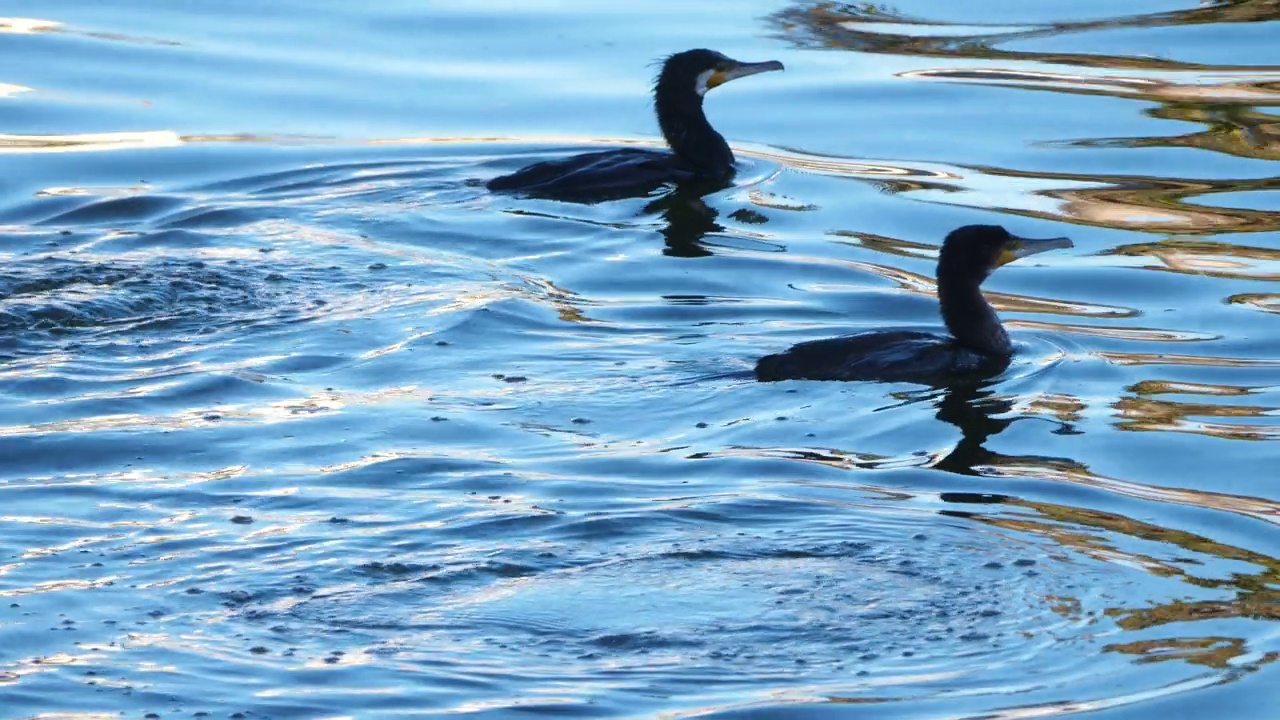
[486,49,784,203]
[755,225,1073,384]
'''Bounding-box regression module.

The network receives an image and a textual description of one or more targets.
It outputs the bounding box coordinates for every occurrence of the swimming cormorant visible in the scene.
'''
[755,225,1073,384]
[486,49,784,202]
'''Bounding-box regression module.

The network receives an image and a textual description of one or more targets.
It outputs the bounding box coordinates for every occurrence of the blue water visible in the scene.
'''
[2,2,1279,718]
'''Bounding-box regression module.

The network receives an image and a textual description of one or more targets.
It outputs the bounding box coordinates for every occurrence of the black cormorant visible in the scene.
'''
[755,225,1073,384]
[486,49,784,202]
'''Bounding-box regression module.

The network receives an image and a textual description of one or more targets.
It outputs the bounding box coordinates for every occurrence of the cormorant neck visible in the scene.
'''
[937,275,1012,356]
[654,85,734,181]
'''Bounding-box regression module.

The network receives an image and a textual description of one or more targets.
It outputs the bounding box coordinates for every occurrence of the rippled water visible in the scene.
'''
[2,1,1279,718]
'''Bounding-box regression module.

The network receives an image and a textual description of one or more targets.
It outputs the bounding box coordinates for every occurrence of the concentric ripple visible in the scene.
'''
[5,474,1275,718]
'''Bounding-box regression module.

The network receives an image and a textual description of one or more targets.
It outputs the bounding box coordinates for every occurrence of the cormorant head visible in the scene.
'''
[936,225,1072,357]
[938,225,1073,287]
[656,49,785,101]
[651,49,783,179]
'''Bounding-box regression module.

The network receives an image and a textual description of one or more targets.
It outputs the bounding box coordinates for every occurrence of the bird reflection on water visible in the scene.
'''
[644,183,741,258]
[928,381,1083,477]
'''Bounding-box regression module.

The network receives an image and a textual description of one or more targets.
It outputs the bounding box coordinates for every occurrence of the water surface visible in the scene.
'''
[2,1,1279,718]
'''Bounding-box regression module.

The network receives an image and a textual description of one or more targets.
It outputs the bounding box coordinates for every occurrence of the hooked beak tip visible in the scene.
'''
[1010,235,1073,261]
[715,59,785,87]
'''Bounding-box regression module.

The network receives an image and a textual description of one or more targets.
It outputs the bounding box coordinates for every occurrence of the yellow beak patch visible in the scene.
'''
[995,245,1021,267]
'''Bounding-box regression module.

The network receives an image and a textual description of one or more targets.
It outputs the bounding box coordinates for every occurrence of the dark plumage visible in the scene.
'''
[486,49,784,203]
[755,225,1073,384]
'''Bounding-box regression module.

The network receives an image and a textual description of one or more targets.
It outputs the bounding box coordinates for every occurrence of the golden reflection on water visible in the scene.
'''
[769,2,1280,72]
[970,168,1280,234]
[1144,105,1280,163]
[1023,392,1087,424]
[1106,238,1280,280]
[998,457,1280,523]
[950,494,1280,668]
[900,67,1280,105]
[1229,292,1280,313]
[1096,351,1280,368]
[911,476,1280,666]
[902,70,1280,162]
[831,230,936,260]
[1106,637,1276,670]
[1113,379,1280,440]
[1009,319,1217,343]
[769,2,1280,233]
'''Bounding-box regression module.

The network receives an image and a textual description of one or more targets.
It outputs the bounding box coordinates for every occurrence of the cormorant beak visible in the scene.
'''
[706,59,785,91]
[997,235,1073,266]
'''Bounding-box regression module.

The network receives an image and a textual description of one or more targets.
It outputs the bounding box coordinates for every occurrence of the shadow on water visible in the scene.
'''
[929,381,1080,475]
[644,180,735,258]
